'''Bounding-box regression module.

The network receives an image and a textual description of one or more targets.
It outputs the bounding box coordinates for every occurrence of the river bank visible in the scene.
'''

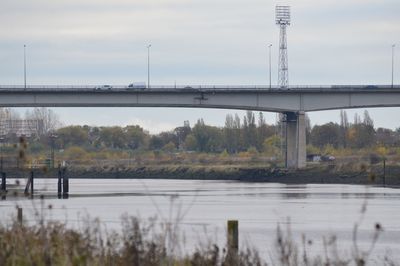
[3,162,400,186]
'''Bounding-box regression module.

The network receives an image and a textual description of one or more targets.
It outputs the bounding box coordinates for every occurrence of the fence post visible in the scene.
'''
[62,168,69,198]
[30,171,34,196]
[57,166,62,197]
[227,220,239,254]
[383,158,386,186]
[1,172,5,191]
[17,207,23,225]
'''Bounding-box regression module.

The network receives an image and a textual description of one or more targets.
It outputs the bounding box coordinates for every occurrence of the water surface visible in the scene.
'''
[1,179,399,262]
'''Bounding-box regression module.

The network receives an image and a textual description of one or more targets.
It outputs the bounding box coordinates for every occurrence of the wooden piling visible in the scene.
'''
[17,207,23,225]
[24,176,31,195]
[383,158,386,186]
[57,167,62,196]
[227,220,239,254]
[30,171,34,196]
[62,168,69,197]
[1,172,5,191]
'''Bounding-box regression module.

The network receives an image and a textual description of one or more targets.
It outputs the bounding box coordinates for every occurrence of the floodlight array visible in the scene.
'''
[276,6,291,25]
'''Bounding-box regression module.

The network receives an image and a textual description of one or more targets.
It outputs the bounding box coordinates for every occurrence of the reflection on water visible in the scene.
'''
[0,179,399,261]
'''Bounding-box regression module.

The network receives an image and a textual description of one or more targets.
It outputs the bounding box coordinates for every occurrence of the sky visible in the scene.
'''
[0,0,399,133]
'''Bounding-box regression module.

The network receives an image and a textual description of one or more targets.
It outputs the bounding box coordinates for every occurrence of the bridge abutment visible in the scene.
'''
[285,111,306,169]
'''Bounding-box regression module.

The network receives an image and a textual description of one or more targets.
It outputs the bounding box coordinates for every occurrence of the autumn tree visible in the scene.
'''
[310,122,341,148]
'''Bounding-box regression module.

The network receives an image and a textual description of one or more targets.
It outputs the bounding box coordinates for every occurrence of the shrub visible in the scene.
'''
[63,146,88,160]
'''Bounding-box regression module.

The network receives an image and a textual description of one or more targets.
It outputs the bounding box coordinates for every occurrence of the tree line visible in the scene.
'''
[1,108,400,156]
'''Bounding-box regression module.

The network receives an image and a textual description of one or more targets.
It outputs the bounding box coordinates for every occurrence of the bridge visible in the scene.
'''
[1,84,400,168]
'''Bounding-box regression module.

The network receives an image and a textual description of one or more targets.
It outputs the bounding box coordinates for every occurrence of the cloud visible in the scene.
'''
[1,0,400,129]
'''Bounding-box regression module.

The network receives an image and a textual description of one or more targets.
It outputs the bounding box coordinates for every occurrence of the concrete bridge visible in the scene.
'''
[1,84,400,168]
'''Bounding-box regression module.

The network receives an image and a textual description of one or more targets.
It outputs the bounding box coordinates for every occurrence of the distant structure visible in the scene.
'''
[0,119,43,137]
[276,5,291,88]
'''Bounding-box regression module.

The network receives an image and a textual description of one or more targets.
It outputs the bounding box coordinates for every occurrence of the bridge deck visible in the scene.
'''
[0,85,399,112]
[0,85,399,93]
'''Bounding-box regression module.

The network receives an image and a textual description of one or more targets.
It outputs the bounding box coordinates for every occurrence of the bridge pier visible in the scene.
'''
[284,111,306,169]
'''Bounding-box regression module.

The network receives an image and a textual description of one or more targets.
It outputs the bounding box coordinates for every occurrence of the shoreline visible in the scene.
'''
[2,163,399,187]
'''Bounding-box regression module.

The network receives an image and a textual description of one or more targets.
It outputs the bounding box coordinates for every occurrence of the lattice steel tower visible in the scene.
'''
[276,6,291,88]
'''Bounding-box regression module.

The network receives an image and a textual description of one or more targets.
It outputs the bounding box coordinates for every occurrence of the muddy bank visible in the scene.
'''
[4,163,399,186]
[69,164,400,186]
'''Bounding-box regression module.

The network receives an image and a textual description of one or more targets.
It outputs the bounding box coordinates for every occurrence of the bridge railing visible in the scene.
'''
[0,85,399,91]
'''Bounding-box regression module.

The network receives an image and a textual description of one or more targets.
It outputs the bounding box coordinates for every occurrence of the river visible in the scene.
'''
[1,179,399,263]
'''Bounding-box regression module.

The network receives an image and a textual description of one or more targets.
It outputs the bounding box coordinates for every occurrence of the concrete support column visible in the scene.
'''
[285,111,306,169]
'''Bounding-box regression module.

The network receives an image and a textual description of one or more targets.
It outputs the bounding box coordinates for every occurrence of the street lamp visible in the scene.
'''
[268,44,272,89]
[0,136,4,173]
[24,45,27,90]
[50,133,58,169]
[392,44,396,88]
[147,44,151,89]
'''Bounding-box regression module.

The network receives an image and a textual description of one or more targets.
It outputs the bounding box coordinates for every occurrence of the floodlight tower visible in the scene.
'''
[276,5,291,88]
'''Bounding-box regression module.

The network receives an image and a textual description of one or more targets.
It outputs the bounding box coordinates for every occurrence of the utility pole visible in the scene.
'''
[147,44,151,89]
[268,44,272,89]
[392,44,396,88]
[24,45,27,89]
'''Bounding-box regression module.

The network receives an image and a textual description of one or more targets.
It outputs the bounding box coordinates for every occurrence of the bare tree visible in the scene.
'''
[25,107,61,136]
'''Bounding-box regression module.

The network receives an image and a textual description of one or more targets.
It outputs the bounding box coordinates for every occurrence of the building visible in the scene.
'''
[0,119,44,137]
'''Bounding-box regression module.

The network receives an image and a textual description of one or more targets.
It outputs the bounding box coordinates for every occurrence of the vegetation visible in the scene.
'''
[0,201,397,266]
[1,108,400,169]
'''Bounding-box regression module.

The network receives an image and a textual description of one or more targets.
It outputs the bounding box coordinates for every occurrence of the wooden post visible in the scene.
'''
[57,167,62,196]
[383,158,386,186]
[1,172,5,191]
[17,207,23,225]
[227,220,239,254]
[30,171,34,196]
[62,168,69,198]
[24,175,31,195]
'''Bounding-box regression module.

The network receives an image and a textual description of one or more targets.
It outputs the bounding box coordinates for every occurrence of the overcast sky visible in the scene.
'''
[0,0,399,133]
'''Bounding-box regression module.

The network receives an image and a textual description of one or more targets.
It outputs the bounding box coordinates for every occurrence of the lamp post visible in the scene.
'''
[268,44,272,89]
[0,136,4,173]
[24,45,27,89]
[147,44,151,89]
[50,133,57,169]
[392,44,396,88]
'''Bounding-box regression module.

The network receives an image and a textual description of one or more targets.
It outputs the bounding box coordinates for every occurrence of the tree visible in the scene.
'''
[243,111,257,149]
[162,141,176,153]
[339,110,349,148]
[363,110,374,128]
[224,114,235,153]
[99,127,126,149]
[263,135,281,157]
[310,122,341,148]
[348,123,376,149]
[125,125,147,150]
[56,126,89,148]
[184,134,197,151]
[174,123,191,150]
[305,113,312,145]
[192,119,208,152]
[25,107,61,135]
[191,119,223,152]
[233,114,242,152]
[149,135,164,150]
[257,112,267,151]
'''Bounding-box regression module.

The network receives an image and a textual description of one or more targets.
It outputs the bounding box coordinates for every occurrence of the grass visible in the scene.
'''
[0,199,398,266]
[0,211,263,266]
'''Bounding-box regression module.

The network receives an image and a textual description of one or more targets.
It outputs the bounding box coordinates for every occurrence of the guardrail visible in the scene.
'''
[0,85,399,91]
